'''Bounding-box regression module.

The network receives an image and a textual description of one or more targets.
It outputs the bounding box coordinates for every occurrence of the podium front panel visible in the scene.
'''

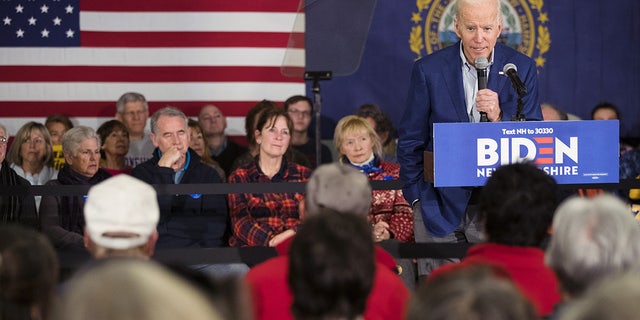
[432,120,619,187]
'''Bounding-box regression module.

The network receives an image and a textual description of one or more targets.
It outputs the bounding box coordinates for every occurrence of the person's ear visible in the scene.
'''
[144,230,159,258]
[255,129,262,145]
[150,133,159,147]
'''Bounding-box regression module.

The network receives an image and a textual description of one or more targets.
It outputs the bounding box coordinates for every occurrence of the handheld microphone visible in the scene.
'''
[475,57,490,122]
[502,63,527,97]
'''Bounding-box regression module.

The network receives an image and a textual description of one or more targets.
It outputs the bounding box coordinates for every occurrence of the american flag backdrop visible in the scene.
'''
[0,0,305,137]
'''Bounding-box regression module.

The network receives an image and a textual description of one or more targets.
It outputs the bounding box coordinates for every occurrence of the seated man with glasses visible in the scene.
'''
[115,92,155,168]
[284,95,333,169]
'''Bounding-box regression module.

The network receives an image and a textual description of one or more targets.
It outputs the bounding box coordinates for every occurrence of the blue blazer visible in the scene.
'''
[398,42,542,237]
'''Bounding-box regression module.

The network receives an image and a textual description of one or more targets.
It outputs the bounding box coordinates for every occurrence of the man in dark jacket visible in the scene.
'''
[132,107,228,248]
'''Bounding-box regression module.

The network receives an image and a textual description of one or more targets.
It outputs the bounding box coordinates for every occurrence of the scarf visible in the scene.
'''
[0,160,22,224]
[347,154,383,174]
[56,164,111,233]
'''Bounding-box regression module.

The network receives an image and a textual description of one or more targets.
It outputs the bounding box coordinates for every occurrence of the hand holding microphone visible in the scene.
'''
[475,57,490,122]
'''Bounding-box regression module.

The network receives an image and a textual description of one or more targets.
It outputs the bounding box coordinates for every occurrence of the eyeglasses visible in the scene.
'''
[288,109,311,118]
[0,137,7,145]
[122,110,147,118]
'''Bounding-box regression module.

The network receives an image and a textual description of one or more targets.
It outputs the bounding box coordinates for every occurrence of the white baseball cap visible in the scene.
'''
[84,175,159,250]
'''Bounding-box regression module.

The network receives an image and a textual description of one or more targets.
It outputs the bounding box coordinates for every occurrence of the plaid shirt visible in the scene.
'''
[228,159,311,247]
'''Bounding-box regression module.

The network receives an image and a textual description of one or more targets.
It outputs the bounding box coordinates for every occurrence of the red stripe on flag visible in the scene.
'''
[80,31,304,48]
[0,66,305,82]
[81,0,303,13]
[0,101,285,117]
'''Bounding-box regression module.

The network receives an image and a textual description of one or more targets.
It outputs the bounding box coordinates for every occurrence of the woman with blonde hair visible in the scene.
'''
[334,115,414,243]
[7,122,58,210]
[7,122,58,185]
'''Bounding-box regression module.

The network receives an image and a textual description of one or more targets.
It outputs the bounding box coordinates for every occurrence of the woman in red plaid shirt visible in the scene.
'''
[228,107,312,247]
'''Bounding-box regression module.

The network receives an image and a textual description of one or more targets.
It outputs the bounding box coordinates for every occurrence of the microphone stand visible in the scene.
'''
[511,92,526,121]
[304,71,332,167]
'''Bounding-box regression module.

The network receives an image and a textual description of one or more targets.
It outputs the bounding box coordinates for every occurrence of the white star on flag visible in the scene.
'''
[65,5,73,14]
[53,17,61,25]
[40,5,49,14]
[65,28,74,38]
[28,16,36,25]
[15,5,24,13]
[41,29,49,38]
[16,28,24,37]
[2,17,10,25]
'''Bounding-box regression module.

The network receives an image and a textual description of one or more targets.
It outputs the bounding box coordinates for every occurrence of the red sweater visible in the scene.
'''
[429,243,561,317]
[246,237,409,320]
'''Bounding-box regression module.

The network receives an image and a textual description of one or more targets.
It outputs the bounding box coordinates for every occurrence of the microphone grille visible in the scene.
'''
[474,56,490,69]
[503,63,517,73]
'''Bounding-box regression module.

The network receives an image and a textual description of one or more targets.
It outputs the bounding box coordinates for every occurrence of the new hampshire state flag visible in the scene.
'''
[308,0,640,139]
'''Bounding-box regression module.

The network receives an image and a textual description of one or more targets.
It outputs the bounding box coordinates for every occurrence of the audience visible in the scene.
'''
[167,265,253,320]
[0,123,37,227]
[132,107,228,249]
[558,271,640,320]
[289,212,375,320]
[228,107,311,247]
[0,224,59,320]
[7,122,58,187]
[244,163,408,320]
[45,114,74,146]
[188,119,226,181]
[541,103,569,121]
[232,100,310,172]
[231,100,280,171]
[5,122,55,213]
[96,120,132,176]
[40,126,112,249]
[334,115,416,287]
[406,264,537,320]
[545,194,640,319]
[45,114,73,170]
[590,101,620,121]
[429,162,561,317]
[11,101,640,320]
[115,92,155,168]
[56,259,222,320]
[334,115,414,243]
[83,174,159,259]
[283,95,333,168]
[355,103,398,163]
[590,101,640,200]
[198,105,247,177]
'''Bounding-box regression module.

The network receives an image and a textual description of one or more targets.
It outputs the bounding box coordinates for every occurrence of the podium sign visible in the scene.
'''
[433,121,619,187]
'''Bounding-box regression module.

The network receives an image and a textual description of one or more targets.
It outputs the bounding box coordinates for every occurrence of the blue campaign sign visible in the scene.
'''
[433,121,619,187]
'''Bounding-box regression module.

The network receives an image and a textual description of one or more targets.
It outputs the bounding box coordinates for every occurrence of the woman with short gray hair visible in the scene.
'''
[40,126,112,249]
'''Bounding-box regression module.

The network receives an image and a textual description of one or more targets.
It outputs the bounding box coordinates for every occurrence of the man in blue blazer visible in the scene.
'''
[397,0,542,279]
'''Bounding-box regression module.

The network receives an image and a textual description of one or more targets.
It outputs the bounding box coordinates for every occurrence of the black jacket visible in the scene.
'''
[132,148,229,248]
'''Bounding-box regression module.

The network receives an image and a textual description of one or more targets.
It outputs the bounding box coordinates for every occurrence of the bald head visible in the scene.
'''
[198,105,226,136]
